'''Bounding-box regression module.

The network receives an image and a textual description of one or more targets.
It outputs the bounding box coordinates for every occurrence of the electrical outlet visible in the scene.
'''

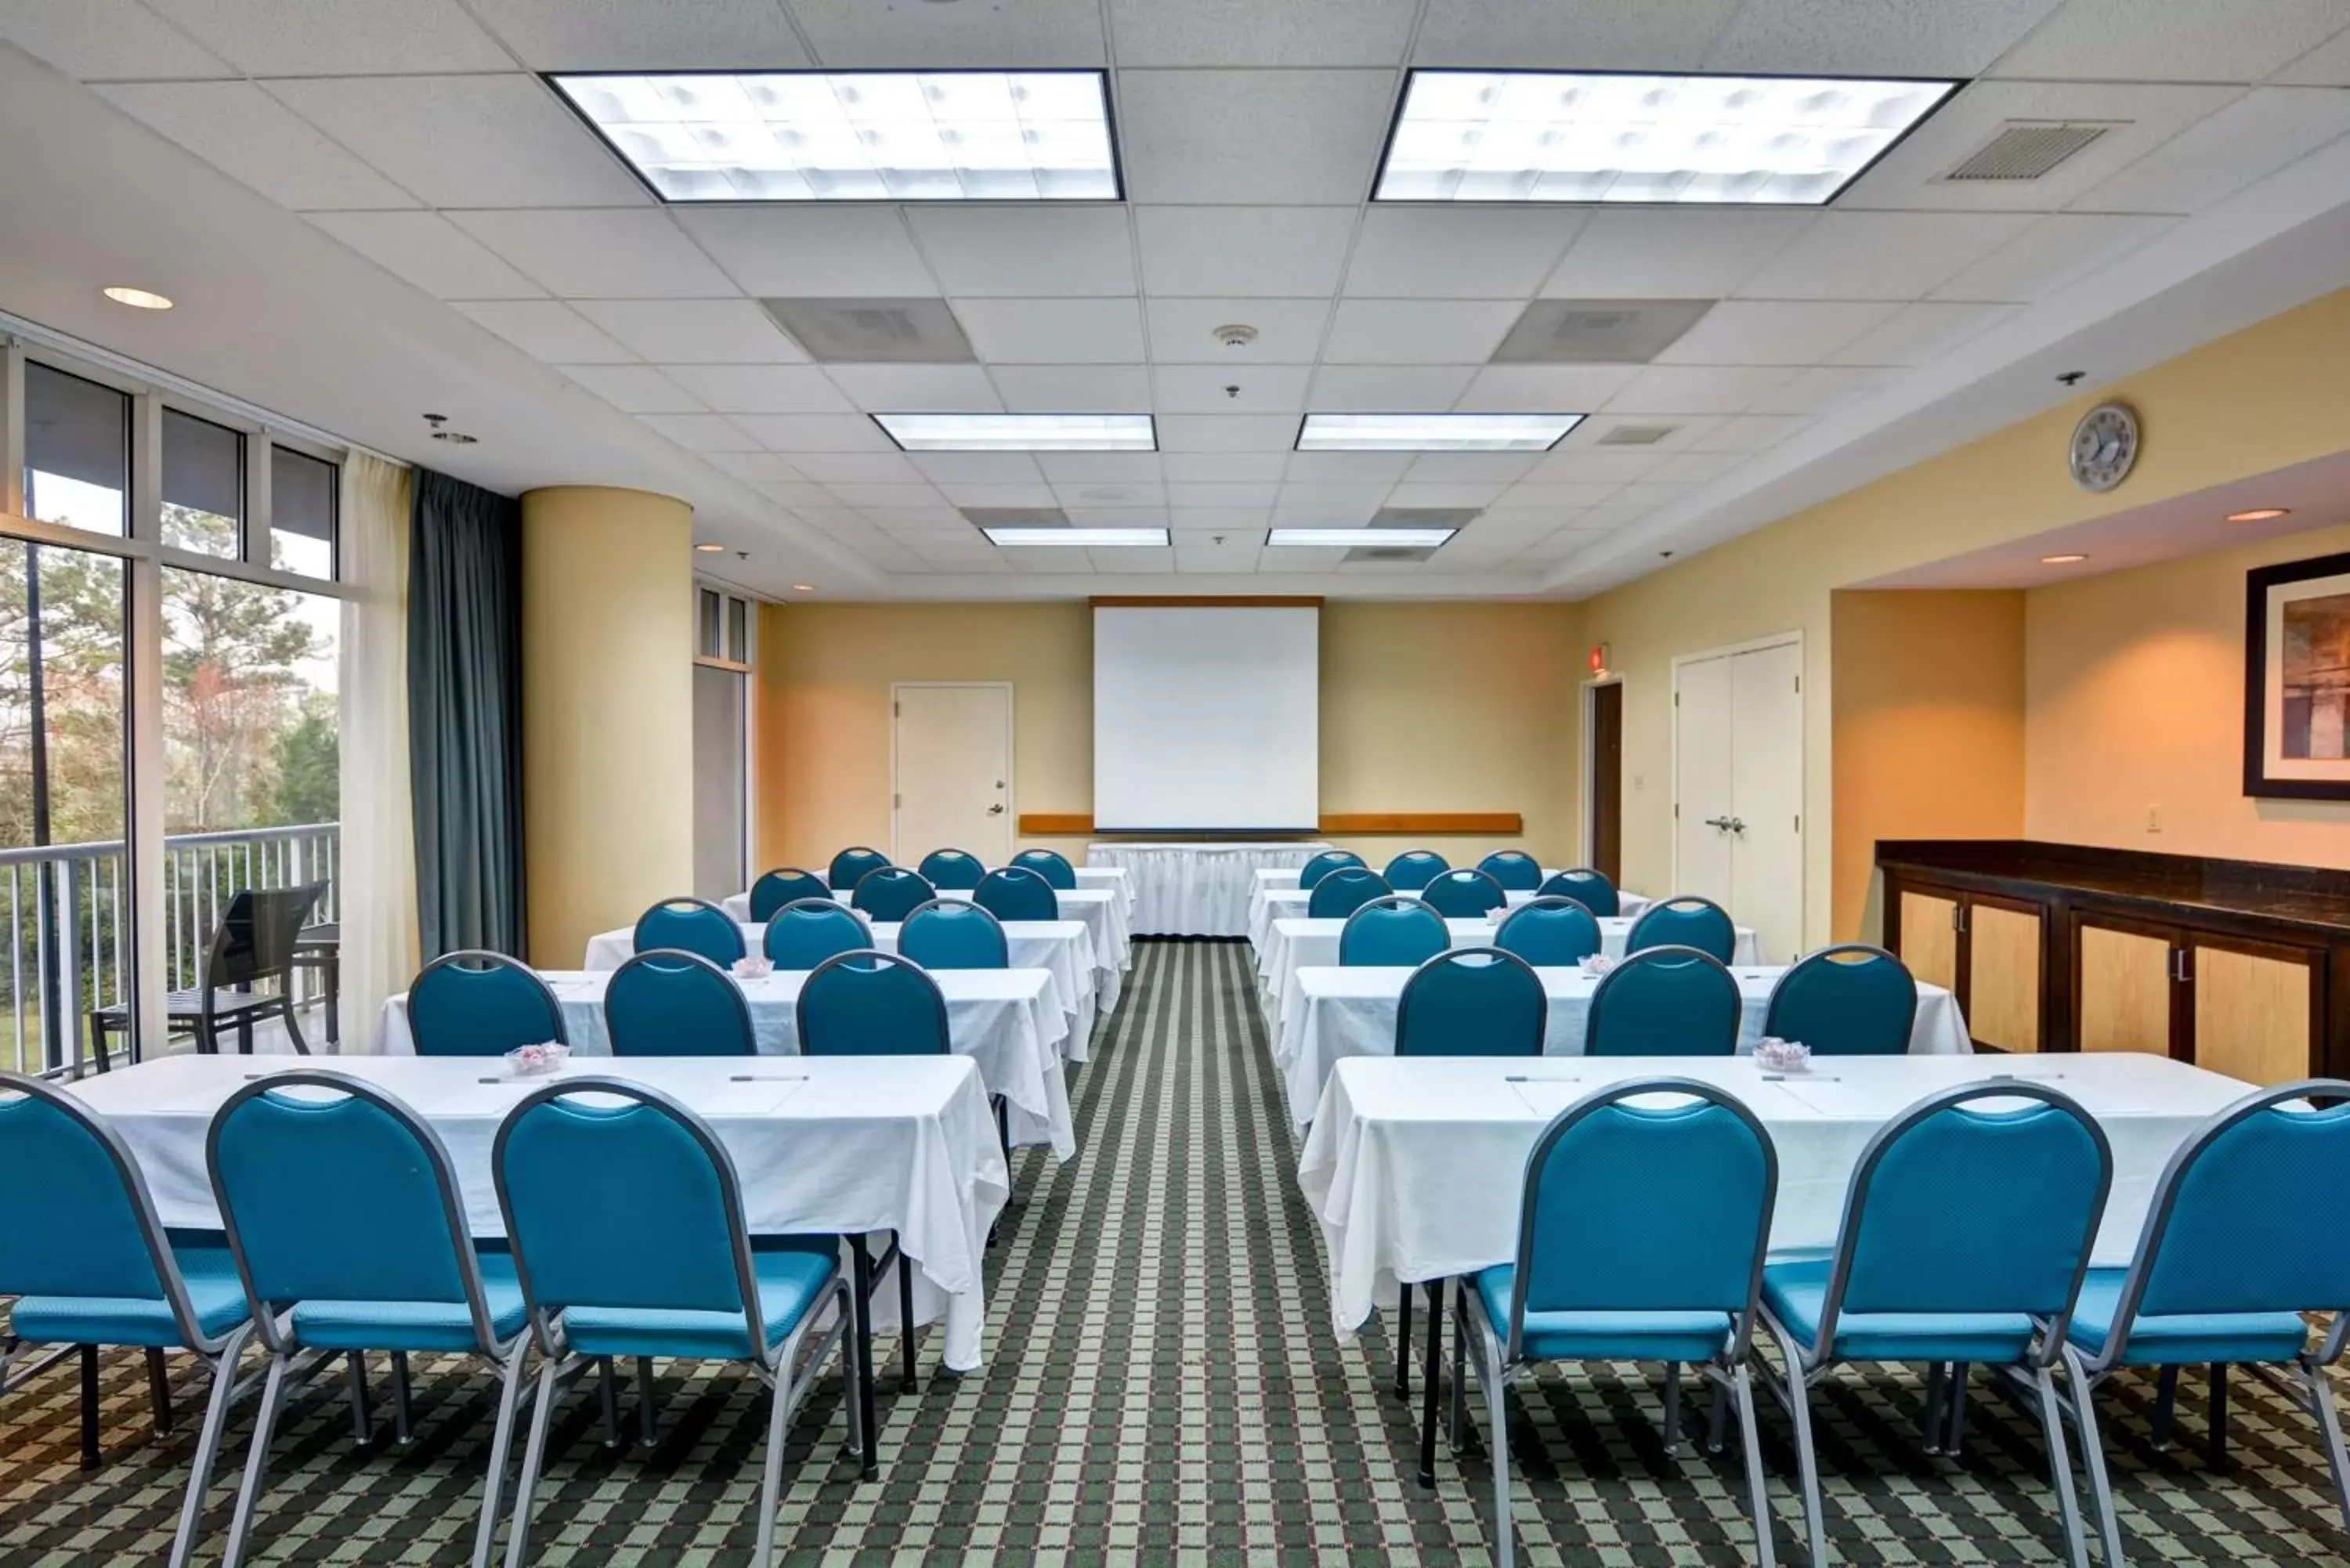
[2146,804,2163,833]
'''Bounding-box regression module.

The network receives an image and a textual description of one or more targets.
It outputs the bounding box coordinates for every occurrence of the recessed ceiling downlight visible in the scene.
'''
[694,542,725,552]
[103,286,173,310]
[2041,553,2088,565]
[2228,508,2290,523]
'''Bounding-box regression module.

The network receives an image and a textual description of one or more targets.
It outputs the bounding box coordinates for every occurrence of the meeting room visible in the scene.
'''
[6,2,2350,1563]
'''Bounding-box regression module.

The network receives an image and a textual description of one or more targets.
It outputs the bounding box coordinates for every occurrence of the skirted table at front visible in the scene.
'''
[1086,841,1329,937]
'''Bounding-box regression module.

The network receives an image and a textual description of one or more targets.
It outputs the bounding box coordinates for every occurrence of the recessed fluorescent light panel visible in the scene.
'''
[985,527,1170,547]
[877,414,1156,452]
[1267,528,1457,548]
[1296,414,1580,451]
[1376,70,1959,204]
[551,71,1119,201]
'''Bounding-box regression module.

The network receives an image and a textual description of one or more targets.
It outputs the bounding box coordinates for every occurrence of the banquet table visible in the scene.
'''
[725,864,1134,926]
[1296,1052,2258,1336]
[1086,841,1328,937]
[62,1051,1010,1371]
[1274,963,1970,1129]
[1245,883,1656,949]
[377,965,1078,1160]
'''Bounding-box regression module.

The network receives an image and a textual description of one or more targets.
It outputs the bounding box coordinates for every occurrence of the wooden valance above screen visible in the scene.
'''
[1017,812,1524,836]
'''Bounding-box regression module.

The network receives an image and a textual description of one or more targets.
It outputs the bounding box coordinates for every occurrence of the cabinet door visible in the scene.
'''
[2075,915,2178,1056]
[1896,888,1959,992]
[2189,935,2318,1085]
[1967,895,2044,1053]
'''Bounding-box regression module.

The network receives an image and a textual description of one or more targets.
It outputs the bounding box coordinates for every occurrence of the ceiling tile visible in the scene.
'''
[995,545,1104,573]
[1034,453,1165,483]
[905,208,1137,296]
[866,509,971,533]
[98,81,418,211]
[1384,480,1509,508]
[143,0,512,74]
[664,364,855,414]
[1154,363,1314,413]
[266,75,646,208]
[1306,365,1478,411]
[454,300,637,362]
[1734,212,2035,301]
[701,450,806,482]
[461,0,812,70]
[672,208,937,296]
[1115,70,1394,203]
[1647,450,1746,483]
[1542,209,1816,298]
[1528,449,1658,482]
[1456,365,1639,412]
[823,482,950,508]
[558,363,703,414]
[1159,414,1307,452]
[822,364,1002,411]
[1414,0,1741,67]
[449,209,736,298]
[1284,451,1415,484]
[1828,302,2016,366]
[1990,0,2350,81]
[1161,453,1290,485]
[762,486,851,512]
[953,298,1147,363]
[1258,544,1350,571]
[1173,539,1267,575]
[1273,485,1391,522]
[2072,87,2350,215]
[786,0,1105,67]
[731,414,895,452]
[934,482,1060,508]
[1687,414,1812,452]
[636,413,763,451]
[1603,365,1797,414]
[2275,27,2350,84]
[1099,547,1176,573]
[1494,482,1626,510]
[1135,206,1358,295]
[0,0,233,80]
[309,211,543,298]
[906,453,1046,483]
[1562,414,1722,450]
[573,299,808,363]
[1146,298,1332,363]
[1343,208,1587,298]
[1166,484,1281,508]
[1929,214,2176,302]
[1751,366,1887,416]
[788,453,924,483]
[1107,0,1417,64]
[1057,482,1166,508]
[1703,0,2059,75]
[1402,451,1547,481]
[1654,301,1900,366]
[989,365,1155,412]
[1321,299,1523,364]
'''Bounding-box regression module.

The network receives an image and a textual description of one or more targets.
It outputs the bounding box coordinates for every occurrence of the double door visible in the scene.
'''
[2073,913,2320,1085]
[1674,639,1802,963]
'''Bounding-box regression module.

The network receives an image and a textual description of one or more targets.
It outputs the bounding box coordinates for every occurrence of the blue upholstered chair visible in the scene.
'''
[901,900,1010,969]
[633,898,745,967]
[206,1071,532,1568]
[1010,848,1077,890]
[1419,868,1507,919]
[851,867,935,923]
[797,950,950,1059]
[762,899,869,970]
[1307,866,1389,919]
[1297,850,1365,890]
[1384,851,1449,891]
[916,849,985,890]
[1477,851,1543,892]
[0,1075,254,1568]
[1585,945,1741,1057]
[828,847,890,892]
[409,951,566,1057]
[2061,1081,2350,1564]
[973,865,1057,923]
[747,869,828,922]
[1755,1083,2113,1568]
[1626,896,1737,963]
[1765,945,1917,1057]
[491,1078,856,1566]
[1339,896,1450,968]
[1538,868,1619,917]
[1440,1080,1781,1568]
[605,949,755,1057]
[1494,897,1601,967]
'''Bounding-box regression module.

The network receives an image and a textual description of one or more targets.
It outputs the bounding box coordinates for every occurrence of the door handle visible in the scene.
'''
[1727,816,1747,834]
[2171,946,2191,983]
[986,804,1005,815]
[1702,816,1732,831]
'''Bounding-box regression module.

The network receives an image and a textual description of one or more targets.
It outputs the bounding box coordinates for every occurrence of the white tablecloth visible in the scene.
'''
[1086,842,1328,937]
[1296,1053,2257,1336]
[1244,884,1658,949]
[63,1053,1010,1370]
[1274,963,1970,1129]
[725,865,1133,925]
[378,965,1077,1161]
[1255,915,1762,1037]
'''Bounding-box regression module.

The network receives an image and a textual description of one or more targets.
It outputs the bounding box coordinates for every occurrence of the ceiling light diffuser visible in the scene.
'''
[1267,528,1457,548]
[102,286,173,309]
[1375,70,1958,204]
[984,526,1169,547]
[551,71,1119,201]
[877,414,1155,452]
[2227,508,2290,522]
[694,542,725,552]
[1296,414,1580,451]
[2041,553,2088,565]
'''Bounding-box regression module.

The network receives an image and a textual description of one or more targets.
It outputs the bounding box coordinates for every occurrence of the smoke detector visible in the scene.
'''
[1212,323,1260,349]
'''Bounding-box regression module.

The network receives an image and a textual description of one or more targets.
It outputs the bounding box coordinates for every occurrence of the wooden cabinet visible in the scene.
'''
[2070,912,2320,1083]
[1890,887,2044,1053]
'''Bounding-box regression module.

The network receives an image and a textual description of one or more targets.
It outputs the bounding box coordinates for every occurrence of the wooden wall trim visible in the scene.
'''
[1087,595,1324,608]
[1018,811,1524,836]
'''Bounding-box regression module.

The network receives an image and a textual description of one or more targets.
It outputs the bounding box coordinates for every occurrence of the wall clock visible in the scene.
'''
[2069,401,2139,493]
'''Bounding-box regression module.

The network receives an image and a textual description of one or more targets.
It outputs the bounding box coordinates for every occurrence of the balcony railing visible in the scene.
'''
[0,822,339,1076]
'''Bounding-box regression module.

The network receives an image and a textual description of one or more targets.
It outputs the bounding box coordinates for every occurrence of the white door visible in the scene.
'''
[893,684,1013,865]
[1673,653,1737,908]
[1727,641,1803,964]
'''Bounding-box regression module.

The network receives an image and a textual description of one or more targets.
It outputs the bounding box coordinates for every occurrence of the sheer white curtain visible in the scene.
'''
[336,451,417,1051]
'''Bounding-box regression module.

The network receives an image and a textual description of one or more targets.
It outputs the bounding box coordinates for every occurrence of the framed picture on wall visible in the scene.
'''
[2245,550,2350,799]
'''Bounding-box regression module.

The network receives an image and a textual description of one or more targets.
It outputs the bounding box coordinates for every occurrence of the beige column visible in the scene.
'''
[519,486,694,967]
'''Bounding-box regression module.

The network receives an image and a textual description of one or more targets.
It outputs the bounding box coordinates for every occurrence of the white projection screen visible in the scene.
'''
[1092,605,1320,832]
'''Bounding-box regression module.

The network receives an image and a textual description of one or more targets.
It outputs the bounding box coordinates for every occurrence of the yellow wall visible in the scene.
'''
[1580,288,2350,948]
[754,600,1583,871]
[1829,591,2027,941]
[521,486,695,967]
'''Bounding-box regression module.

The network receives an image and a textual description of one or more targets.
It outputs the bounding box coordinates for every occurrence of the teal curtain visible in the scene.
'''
[408,468,525,957]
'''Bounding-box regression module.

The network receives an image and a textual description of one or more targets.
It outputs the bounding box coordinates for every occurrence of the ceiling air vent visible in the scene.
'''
[1491,298,1716,365]
[1941,121,2115,182]
[760,298,977,363]
[960,506,1068,529]
[1343,544,1438,564]
[1597,424,1679,447]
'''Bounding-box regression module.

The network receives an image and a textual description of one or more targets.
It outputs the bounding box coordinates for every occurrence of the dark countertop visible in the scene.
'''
[1878,839,2350,938]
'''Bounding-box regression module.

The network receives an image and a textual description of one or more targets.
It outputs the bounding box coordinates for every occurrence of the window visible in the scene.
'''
[161,408,244,558]
[727,596,749,663]
[698,587,723,659]
[269,446,337,579]
[23,363,129,537]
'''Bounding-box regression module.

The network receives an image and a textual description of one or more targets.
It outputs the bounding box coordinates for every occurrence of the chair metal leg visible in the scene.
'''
[896,1234,917,1393]
[1707,1373,1731,1456]
[146,1347,175,1437]
[848,1237,879,1480]
[502,1357,567,1568]
[2031,1364,2092,1568]
[221,1353,294,1568]
[1946,1361,1970,1456]
[2063,1349,2126,1568]
[1448,1281,1470,1456]
[1922,1361,1948,1454]
[1396,1284,1412,1400]
[1484,1343,1514,1568]
[752,1364,795,1568]
[836,1279,865,1465]
[636,1357,659,1447]
[2305,1361,2350,1540]
[2151,1364,2181,1449]
[1662,1361,1683,1448]
[80,1345,99,1471]
[168,1328,251,1568]
[346,1349,373,1443]
[471,1345,530,1568]
[598,1357,620,1447]
[1733,1364,1778,1568]
[390,1351,413,1444]
[1417,1280,1443,1487]
[2208,1364,2230,1473]
[1782,1368,1829,1566]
